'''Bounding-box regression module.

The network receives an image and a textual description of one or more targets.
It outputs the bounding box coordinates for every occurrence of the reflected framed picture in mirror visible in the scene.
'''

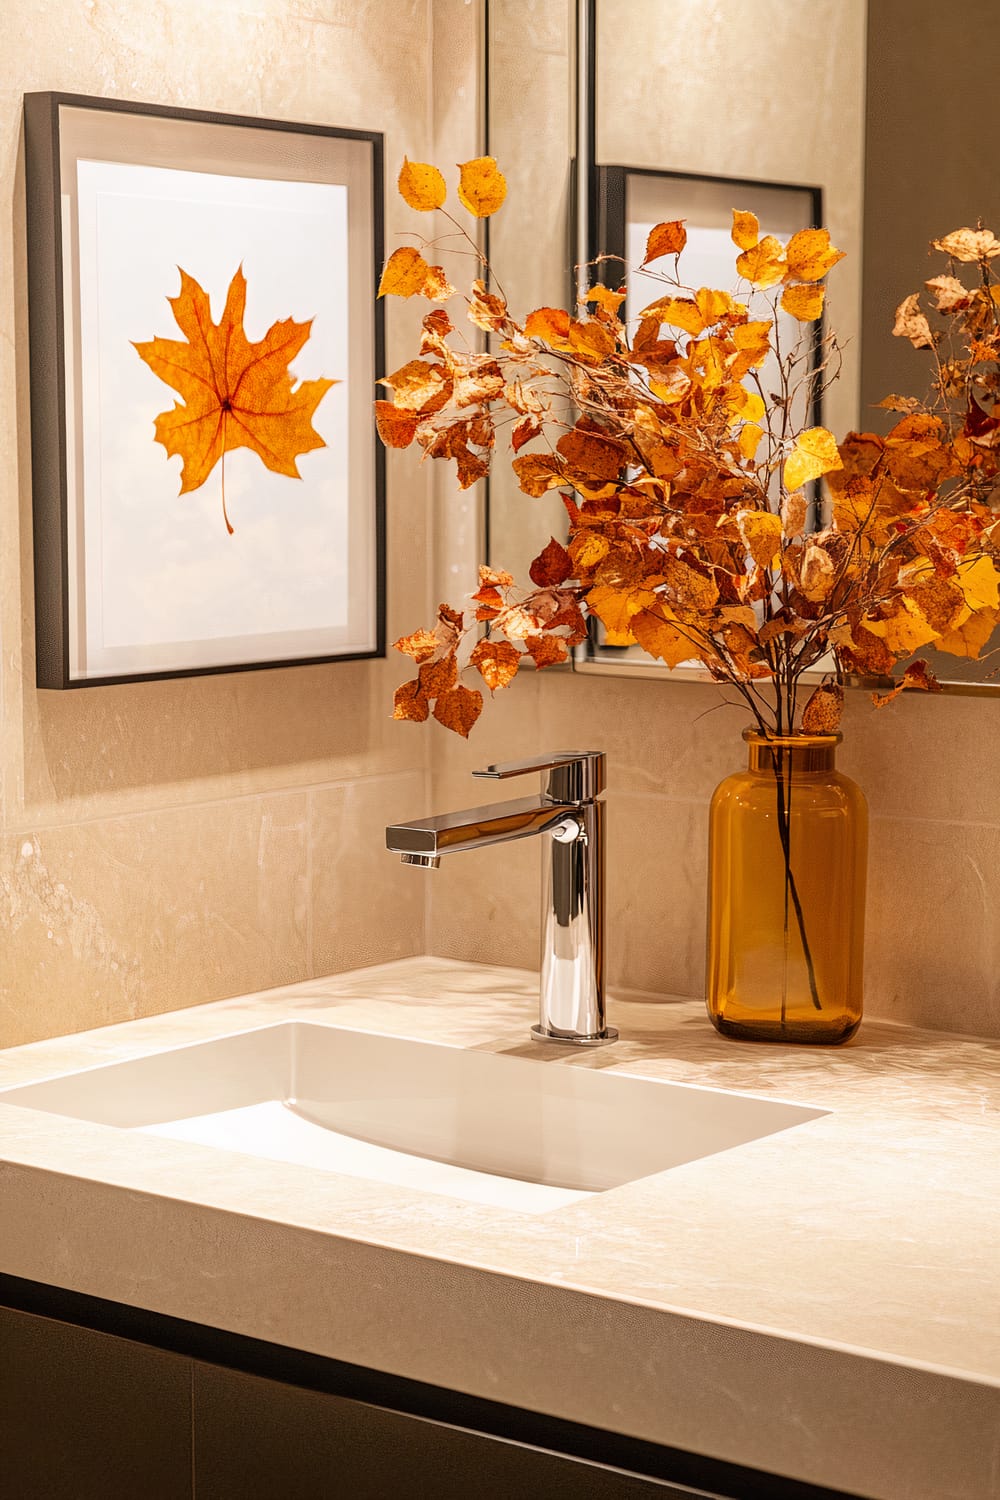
[578,164,824,680]
[24,92,385,688]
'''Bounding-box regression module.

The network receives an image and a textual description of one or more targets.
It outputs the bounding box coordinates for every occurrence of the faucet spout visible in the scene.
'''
[385,751,616,1046]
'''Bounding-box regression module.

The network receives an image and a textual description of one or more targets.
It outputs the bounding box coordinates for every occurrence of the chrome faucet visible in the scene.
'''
[385,751,616,1046]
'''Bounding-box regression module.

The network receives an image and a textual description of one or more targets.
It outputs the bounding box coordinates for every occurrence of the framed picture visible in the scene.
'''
[577,164,824,679]
[24,93,384,687]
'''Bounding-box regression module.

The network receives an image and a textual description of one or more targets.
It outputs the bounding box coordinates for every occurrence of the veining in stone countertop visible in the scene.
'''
[0,957,999,1500]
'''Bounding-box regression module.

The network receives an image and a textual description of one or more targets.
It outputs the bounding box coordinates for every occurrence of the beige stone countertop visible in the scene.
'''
[0,957,998,1500]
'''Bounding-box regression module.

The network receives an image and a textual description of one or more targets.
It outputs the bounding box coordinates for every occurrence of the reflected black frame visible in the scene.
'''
[23,92,386,689]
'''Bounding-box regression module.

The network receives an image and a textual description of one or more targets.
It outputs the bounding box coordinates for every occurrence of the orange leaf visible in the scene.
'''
[457,156,507,217]
[512,452,566,496]
[375,401,419,449]
[380,359,452,413]
[433,682,483,736]
[398,157,447,212]
[630,607,695,667]
[529,537,573,587]
[784,228,845,283]
[524,634,569,668]
[511,414,542,452]
[736,236,786,288]
[470,638,521,691]
[393,679,430,722]
[133,267,335,532]
[872,659,944,707]
[934,606,998,658]
[524,306,572,347]
[643,220,687,263]
[378,247,454,300]
[731,210,760,251]
[393,627,438,663]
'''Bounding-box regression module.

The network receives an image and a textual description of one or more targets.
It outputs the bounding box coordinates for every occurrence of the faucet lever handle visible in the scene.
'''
[472,750,605,802]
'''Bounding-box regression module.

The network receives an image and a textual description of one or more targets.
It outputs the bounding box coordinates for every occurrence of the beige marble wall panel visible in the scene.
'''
[596,0,866,440]
[0,0,437,1040]
[0,791,310,1048]
[310,770,426,976]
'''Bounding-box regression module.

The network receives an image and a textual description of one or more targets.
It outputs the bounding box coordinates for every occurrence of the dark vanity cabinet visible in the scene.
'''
[0,1277,862,1500]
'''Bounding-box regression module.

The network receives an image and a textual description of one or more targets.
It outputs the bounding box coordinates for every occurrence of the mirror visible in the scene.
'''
[485,0,1000,692]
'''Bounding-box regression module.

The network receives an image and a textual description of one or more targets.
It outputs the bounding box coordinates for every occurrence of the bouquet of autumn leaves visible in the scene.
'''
[377,157,1000,737]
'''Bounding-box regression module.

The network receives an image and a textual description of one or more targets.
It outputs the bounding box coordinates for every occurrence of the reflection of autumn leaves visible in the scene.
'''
[133,267,336,534]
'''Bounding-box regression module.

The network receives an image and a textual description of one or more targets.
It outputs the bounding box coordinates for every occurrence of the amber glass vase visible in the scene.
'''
[707,730,868,1045]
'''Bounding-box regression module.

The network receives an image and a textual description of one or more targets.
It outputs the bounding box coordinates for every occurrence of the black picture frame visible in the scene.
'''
[24,92,385,689]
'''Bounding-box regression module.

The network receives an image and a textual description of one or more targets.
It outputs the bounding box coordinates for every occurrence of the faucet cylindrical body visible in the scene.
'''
[538,798,607,1041]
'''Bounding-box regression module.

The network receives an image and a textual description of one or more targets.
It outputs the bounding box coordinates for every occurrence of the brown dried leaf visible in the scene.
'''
[932,227,1000,262]
[393,678,430,722]
[433,682,483,736]
[468,279,508,332]
[892,293,935,350]
[529,537,573,587]
[512,452,566,497]
[524,634,570,669]
[800,682,844,733]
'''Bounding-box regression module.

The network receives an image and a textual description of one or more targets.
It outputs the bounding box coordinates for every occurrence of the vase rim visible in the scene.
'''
[742,728,843,748]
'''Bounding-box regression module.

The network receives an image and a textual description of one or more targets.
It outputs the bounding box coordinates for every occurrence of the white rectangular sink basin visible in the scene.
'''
[0,1024,826,1214]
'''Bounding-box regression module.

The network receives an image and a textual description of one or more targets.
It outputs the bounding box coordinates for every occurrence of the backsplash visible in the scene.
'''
[427,669,1000,1039]
[0,0,463,1046]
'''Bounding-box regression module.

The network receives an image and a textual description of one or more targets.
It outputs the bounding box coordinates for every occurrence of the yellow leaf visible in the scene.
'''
[659,297,706,336]
[569,531,610,570]
[731,320,772,366]
[739,422,765,459]
[784,426,843,491]
[457,156,507,217]
[726,385,765,424]
[586,284,627,315]
[630,607,695,667]
[955,555,1000,612]
[934,605,998,658]
[643,220,687,262]
[378,246,431,297]
[736,235,786,288]
[695,287,741,324]
[781,282,825,322]
[736,510,782,569]
[863,599,939,656]
[784,228,845,283]
[731,210,760,251]
[586,583,658,644]
[397,157,447,212]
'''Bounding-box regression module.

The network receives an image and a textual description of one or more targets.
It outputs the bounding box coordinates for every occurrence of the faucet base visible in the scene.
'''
[530,1024,619,1047]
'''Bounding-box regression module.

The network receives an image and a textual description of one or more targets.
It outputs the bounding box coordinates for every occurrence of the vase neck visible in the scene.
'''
[743,730,840,775]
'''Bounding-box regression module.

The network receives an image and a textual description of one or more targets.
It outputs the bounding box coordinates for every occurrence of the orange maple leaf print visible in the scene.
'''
[133,267,337,533]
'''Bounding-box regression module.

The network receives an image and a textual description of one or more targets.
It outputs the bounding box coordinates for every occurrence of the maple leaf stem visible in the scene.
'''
[221,431,234,536]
